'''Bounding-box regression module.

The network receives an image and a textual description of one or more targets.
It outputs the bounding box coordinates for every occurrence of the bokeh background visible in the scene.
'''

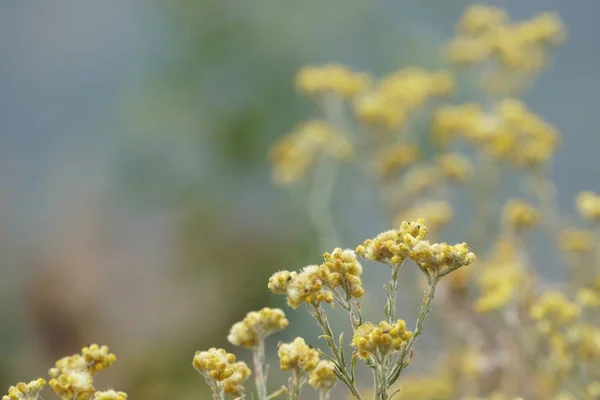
[1,1,599,398]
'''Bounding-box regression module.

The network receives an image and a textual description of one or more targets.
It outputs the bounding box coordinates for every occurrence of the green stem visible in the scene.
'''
[309,305,363,399]
[388,277,438,385]
[319,390,331,400]
[288,370,301,400]
[253,340,268,400]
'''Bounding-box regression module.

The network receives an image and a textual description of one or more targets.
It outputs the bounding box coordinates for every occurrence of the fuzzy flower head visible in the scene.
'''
[559,228,595,255]
[227,307,289,348]
[356,219,429,265]
[221,362,251,396]
[49,370,94,400]
[81,345,117,374]
[373,144,420,179]
[354,68,454,131]
[473,237,533,313]
[308,360,338,391]
[409,241,476,279]
[576,191,600,222]
[271,265,334,309]
[436,152,473,183]
[351,320,413,361]
[269,120,353,185]
[92,390,128,400]
[267,270,297,294]
[322,248,364,298]
[278,337,320,372]
[502,199,539,231]
[49,355,87,378]
[193,348,237,381]
[296,64,371,98]
[2,379,46,400]
[530,292,580,333]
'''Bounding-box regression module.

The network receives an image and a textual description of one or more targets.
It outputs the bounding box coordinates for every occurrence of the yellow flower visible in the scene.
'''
[308,360,338,391]
[81,344,117,374]
[193,348,237,381]
[296,64,371,97]
[436,153,473,183]
[575,191,600,221]
[373,144,420,179]
[351,320,412,360]
[576,288,600,308]
[283,264,334,309]
[2,379,46,400]
[49,370,94,400]
[92,390,128,400]
[530,291,580,326]
[559,228,595,254]
[278,337,320,372]
[269,120,353,185]
[227,307,289,348]
[502,198,539,231]
[221,362,251,396]
[356,220,429,265]
[322,248,364,298]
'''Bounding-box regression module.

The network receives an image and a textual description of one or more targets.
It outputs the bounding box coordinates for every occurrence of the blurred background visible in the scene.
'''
[1,1,600,398]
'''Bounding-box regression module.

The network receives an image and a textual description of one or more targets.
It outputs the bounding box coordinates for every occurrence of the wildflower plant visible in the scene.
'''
[6,3,600,400]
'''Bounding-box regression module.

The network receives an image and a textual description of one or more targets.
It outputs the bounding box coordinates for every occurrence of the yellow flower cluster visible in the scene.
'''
[269,248,364,309]
[576,288,600,308]
[269,120,353,185]
[92,391,128,400]
[308,360,338,391]
[356,219,429,264]
[530,292,580,330]
[81,344,117,373]
[354,68,454,130]
[433,99,560,168]
[352,320,413,360]
[357,219,475,277]
[2,379,46,400]
[559,228,595,255]
[502,198,539,231]
[49,370,94,400]
[278,337,320,372]
[373,144,420,179]
[48,345,118,400]
[322,247,365,298]
[398,165,442,197]
[395,201,453,233]
[227,307,288,348]
[296,64,371,98]
[448,4,565,70]
[575,191,600,222]
[474,237,529,312]
[436,152,473,183]
[192,348,251,396]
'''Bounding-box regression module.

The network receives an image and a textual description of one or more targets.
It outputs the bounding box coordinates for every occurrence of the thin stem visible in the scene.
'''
[385,262,403,323]
[319,390,331,400]
[253,340,268,400]
[308,305,363,399]
[388,277,438,385]
[288,370,301,400]
[215,383,226,400]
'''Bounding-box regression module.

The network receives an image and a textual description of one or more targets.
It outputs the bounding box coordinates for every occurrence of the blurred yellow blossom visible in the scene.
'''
[296,64,371,98]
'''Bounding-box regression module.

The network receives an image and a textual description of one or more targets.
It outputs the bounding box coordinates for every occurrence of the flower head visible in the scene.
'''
[278,337,320,372]
[227,307,289,348]
[352,320,412,361]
